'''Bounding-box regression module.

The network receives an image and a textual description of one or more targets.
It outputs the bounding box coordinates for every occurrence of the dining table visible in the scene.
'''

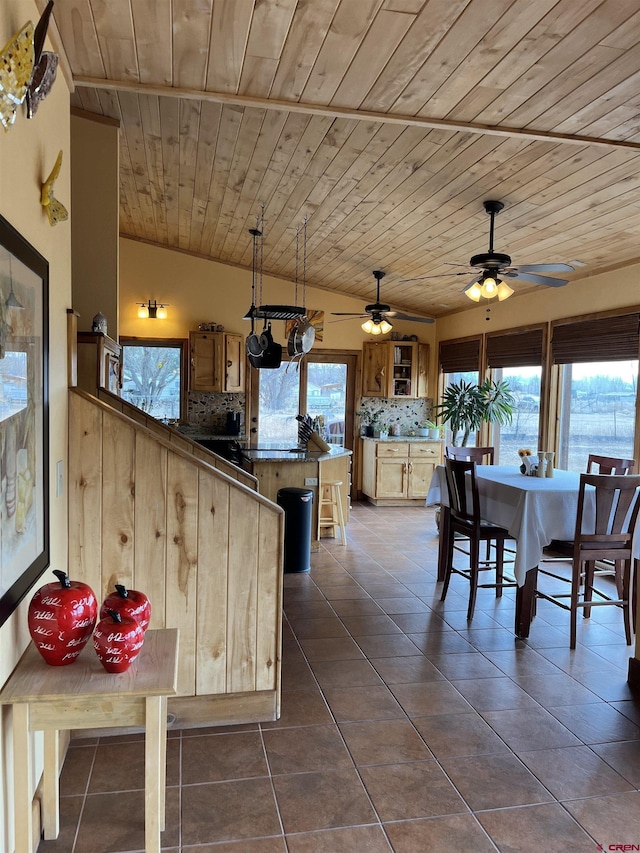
[426,464,590,639]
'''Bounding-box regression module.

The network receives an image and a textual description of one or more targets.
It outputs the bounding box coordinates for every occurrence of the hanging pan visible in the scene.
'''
[287,318,315,356]
[259,322,282,369]
[246,328,263,362]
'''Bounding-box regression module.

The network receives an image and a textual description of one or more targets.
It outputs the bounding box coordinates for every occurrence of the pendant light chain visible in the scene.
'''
[294,226,300,307]
[258,206,265,307]
[302,216,308,312]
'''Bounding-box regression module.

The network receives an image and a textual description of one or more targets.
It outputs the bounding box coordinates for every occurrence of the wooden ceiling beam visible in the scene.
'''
[73,75,640,152]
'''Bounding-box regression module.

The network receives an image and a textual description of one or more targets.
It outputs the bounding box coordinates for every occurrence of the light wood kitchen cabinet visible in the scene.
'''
[189,331,245,392]
[362,341,429,398]
[361,439,443,505]
[77,331,122,395]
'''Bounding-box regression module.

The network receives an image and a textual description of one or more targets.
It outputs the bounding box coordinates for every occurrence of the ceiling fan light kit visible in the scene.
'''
[401,199,574,306]
[333,269,434,332]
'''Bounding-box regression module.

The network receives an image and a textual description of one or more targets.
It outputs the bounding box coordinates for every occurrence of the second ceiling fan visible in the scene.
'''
[331,270,435,334]
[401,200,575,301]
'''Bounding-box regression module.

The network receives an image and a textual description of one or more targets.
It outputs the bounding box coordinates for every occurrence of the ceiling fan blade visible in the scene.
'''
[328,315,368,323]
[330,312,367,316]
[399,271,472,283]
[504,270,569,287]
[515,263,574,273]
[385,311,435,324]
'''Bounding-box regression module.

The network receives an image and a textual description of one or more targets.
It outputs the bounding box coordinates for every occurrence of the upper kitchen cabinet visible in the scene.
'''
[189,331,245,393]
[362,341,429,399]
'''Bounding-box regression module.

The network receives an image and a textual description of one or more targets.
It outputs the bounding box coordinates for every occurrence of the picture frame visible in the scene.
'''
[0,214,49,627]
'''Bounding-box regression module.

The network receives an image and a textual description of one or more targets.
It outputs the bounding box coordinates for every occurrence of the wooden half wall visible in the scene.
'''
[96,386,258,491]
[68,389,284,726]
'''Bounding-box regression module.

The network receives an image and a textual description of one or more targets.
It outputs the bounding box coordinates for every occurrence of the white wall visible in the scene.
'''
[0,2,72,849]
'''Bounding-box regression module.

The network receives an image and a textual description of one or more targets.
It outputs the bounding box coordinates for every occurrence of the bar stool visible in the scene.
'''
[318,480,346,544]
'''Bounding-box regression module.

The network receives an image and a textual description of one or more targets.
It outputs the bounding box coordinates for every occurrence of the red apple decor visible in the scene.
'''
[100,583,151,632]
[28,570,97,666]
[93,609,145,673]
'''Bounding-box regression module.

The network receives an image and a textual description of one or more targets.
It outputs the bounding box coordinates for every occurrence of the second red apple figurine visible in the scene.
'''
[100,583,151,632]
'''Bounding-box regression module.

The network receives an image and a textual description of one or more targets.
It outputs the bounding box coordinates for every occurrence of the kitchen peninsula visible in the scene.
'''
[242,446,352,549]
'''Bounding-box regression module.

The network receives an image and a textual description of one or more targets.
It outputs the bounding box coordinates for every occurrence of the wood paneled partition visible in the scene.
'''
[68,389,283,727]
[96,386,258,491]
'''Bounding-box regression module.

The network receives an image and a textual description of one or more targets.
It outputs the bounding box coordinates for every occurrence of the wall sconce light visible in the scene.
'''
[137,299,168,319]
[464,272,514,303]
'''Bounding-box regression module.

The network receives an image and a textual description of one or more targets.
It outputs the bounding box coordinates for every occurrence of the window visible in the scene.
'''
[120,338,187,422]
[551,313,639,472]
[492,366,542,464]
[557,360,637,472]
[486,327,544,464]
[439,337,481,446]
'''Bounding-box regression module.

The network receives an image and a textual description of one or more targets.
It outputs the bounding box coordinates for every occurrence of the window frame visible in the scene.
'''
[119,336,188,423]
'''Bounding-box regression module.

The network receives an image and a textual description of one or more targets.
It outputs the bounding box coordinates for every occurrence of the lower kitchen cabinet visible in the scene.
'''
[361,439,443,505]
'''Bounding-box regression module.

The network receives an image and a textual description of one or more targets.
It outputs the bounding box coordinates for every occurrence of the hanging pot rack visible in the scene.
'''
[242,209,308,322]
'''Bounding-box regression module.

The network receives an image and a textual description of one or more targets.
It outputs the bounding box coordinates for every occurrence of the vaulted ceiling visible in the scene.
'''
[46,0,640,318]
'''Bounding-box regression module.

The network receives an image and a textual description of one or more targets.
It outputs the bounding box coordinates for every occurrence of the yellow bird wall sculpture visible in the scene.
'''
[41,150,68,226]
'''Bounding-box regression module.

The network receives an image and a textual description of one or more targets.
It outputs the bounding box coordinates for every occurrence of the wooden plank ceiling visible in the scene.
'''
[51,0,640,317]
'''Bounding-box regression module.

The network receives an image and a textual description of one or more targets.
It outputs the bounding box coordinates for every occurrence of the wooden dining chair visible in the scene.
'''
[545,455,637,587]
[586,454,635,475]
[440,457,516,621]
[446,446,495,465]
[536,472,640,648]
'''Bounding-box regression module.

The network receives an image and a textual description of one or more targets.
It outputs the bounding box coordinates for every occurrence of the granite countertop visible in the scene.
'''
[243,446,352,463]
[361,436,445,443]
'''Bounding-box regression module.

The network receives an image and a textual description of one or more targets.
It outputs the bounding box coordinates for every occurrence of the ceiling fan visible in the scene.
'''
[401,200,575,302]
[331,270,435,334]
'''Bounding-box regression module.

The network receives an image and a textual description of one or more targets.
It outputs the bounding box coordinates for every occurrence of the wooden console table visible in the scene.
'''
[0,628,179,853]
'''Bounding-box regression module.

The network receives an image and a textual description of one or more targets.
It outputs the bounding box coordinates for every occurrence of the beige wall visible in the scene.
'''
[119,237,437,363]
[0,2,72,849]
[71,112,120,336]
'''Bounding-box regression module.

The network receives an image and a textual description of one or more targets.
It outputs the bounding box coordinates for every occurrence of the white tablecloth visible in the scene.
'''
[427,465,588,586]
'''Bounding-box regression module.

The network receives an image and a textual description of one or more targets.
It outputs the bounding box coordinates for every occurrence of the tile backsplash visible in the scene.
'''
[358,397,433,435]
[188,392,245,431]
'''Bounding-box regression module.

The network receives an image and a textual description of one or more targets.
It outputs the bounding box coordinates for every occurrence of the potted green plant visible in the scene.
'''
[370,409,388,439]
[433,378,514,446]
[356,403,386,438]
[419,420,443,439]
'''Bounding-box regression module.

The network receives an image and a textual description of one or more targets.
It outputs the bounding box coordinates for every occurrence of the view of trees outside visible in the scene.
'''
[492,366,541,464]
[556,360,637,472]
[443,363,637,471]
[258,363,299,446]
[121,344,182,420]
[258,361,347,447]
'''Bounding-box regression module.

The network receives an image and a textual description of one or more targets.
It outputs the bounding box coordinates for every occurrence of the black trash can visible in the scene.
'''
[277,487,314,573]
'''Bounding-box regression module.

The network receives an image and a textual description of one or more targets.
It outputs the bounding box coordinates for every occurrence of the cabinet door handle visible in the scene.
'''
[408,462,413,473]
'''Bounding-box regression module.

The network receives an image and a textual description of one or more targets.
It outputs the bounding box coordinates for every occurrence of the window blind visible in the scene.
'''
[486,328,544,368]
[439,337,481,374]
[551,313,640,364]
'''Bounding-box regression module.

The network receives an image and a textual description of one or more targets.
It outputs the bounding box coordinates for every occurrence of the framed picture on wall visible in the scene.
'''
[0,214,49,628]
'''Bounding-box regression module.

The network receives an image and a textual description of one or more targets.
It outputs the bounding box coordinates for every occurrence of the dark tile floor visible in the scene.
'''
[38,502,640,852]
